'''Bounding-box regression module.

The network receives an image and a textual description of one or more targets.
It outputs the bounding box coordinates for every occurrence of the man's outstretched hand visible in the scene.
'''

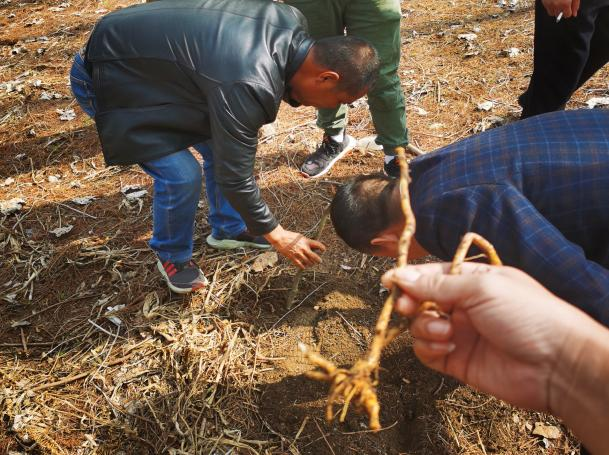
[265,224,326,269]
[381,263,609,455]
[381,263,584,412]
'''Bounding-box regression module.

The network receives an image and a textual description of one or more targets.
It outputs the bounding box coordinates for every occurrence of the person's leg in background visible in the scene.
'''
[284,0,357,178]
[576,3,609,88]
[519,0,607,118]
[345,0,409,178]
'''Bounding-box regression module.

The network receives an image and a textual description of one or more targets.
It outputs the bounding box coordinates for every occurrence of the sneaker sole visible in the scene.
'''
[301,135,356,179]
[156,260,208,294]
[206,234,272,250]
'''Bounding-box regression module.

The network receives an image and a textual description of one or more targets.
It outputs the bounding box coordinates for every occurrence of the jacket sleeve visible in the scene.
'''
[415,183,609,326]
[207,82,279,236]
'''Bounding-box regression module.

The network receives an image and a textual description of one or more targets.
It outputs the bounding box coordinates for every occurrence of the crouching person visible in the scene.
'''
[330,109,609,326]
[69,0,379,293]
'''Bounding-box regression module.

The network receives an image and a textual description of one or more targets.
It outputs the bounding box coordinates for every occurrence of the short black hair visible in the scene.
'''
[330,174,401,253]
[311,36,380,95]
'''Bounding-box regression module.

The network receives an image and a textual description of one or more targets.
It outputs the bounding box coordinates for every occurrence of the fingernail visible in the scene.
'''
[398,268,421,282]
[430,342,456,352]
[427,320,450,336]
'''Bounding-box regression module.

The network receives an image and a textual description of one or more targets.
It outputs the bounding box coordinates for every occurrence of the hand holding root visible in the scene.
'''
[299,147,502,431]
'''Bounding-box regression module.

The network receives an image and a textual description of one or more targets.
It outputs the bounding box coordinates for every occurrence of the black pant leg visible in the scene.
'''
[520,0,599,118]
[577,4,609,86]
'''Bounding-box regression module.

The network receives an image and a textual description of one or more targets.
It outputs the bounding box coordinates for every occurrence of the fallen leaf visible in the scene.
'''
[105,304,125,326]
[125,190,147,200]
[258,123,277,139]
[504,47,520,57]
[251,251,278,272]
[477,101,494,111]
[71,196,95,205]
[122,184,148,200]
[49,225,73,237]
[586,97,609,109]
[356,135,383,152]
[458,33,477,41]
[142,291,160,319]
[0,198,25,215]
[532,422,562,440]
[412,106,429,116]
[40,91,63,100]
[56,108,76,121]
[11,320,30,328]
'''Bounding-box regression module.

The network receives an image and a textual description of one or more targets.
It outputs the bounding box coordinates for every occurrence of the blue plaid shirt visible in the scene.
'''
[410,109,609,326]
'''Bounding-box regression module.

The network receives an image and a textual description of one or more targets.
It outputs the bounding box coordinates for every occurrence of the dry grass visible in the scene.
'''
[1,0,606,453]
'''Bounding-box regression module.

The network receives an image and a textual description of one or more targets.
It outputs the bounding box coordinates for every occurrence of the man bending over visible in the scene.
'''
[70,0,379,293]
[330,109,609,326]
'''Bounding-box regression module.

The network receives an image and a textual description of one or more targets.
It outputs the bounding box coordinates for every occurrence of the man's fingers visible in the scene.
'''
[381,263,502,314]
[410,314,454,342]
[309,239,326,252]
[572,0,580,16]
[304,248,322,265]
[412,339,454,372]
[393,293,419,316]
[291,256,305,269]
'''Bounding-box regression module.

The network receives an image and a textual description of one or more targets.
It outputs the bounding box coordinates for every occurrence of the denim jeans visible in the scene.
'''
[69,52,246,263]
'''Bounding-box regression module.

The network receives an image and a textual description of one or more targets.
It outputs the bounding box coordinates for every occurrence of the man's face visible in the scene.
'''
[288,74,367,109]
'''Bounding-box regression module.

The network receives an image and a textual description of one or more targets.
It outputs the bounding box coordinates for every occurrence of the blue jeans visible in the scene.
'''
[69,52,246,263]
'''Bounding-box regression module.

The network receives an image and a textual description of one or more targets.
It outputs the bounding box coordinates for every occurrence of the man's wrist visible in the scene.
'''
[548,309,609,453]
[263,224,284,245]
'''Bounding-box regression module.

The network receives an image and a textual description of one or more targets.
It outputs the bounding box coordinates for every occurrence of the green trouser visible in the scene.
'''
[284,0,408,154]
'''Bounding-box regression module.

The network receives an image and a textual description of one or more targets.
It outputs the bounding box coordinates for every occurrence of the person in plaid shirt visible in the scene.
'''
[331,108,609,326]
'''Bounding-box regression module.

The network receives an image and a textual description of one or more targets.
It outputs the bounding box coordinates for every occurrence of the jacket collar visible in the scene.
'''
[285,36,314,83]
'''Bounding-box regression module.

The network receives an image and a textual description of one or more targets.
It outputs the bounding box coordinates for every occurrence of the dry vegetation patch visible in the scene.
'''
[1,0,606,453]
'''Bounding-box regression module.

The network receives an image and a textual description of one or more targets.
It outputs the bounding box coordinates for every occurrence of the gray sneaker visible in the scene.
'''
[157,258,208,294]
[300,133,356,178]
[206,230,271,250]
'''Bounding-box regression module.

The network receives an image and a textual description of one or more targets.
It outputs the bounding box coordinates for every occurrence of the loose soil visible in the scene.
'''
[1,0,606,453]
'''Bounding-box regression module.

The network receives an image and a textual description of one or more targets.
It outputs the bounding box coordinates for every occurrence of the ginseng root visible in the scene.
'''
[300,147,502,431]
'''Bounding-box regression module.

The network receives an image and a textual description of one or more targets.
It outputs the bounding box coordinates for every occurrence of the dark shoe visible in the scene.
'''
[383,157,401,178]
[300,133,356,178]
[157,258,208,294]
[206,230,271,250]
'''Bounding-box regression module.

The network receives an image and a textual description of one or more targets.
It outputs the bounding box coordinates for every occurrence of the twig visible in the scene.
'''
[30,343,148,392]
[20,328,28,355]
[285,208,330,309]
[313,418,336,455]
[56,201,98,219]
[272,281,328,330]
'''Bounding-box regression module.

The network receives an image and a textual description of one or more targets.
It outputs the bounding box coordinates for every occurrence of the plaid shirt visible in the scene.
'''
[410,109,609,326]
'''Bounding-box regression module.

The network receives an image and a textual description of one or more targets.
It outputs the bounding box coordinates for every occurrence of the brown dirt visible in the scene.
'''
[1,0,605,453]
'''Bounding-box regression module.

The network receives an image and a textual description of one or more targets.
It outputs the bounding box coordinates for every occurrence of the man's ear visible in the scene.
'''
[317,70,340,85]
[370,232,400,247]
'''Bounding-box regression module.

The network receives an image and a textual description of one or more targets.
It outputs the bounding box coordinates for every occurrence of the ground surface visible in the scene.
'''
[1,0,607,454]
